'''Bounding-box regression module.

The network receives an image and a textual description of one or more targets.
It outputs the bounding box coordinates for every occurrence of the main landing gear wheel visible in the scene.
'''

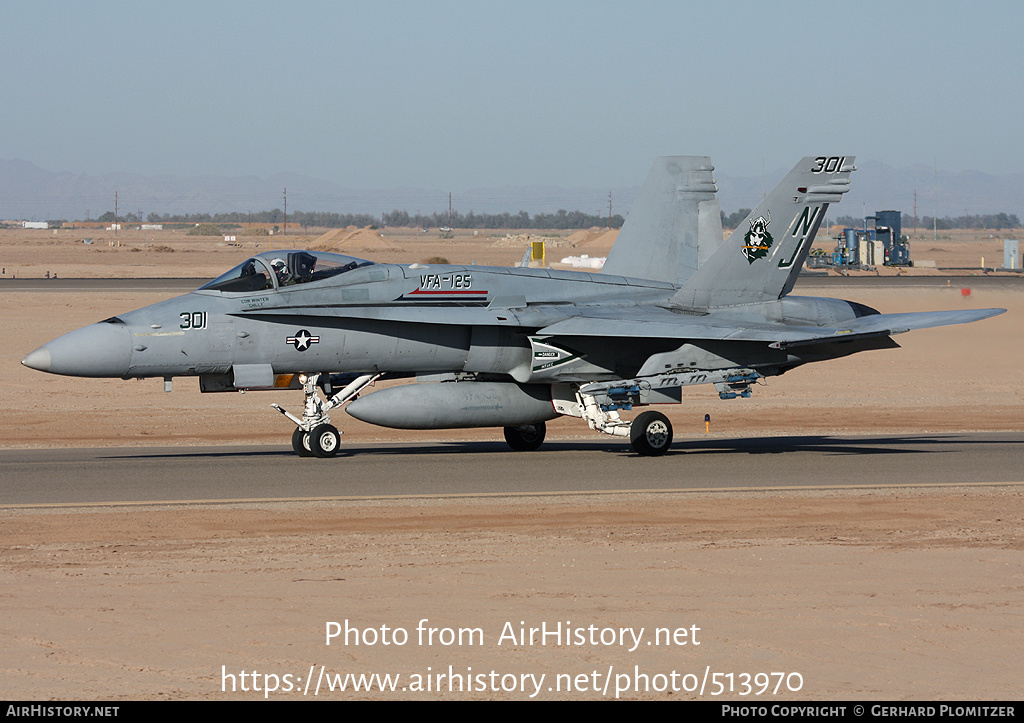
[309,424,341,458]
[292,427,313,457]
[630,411,672,456]
[503,422,546,451]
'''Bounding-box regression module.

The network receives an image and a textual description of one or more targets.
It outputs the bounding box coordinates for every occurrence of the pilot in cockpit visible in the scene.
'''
[270,258,294,286]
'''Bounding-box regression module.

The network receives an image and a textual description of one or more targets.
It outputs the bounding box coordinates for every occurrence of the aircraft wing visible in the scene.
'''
[536,307,1006,345]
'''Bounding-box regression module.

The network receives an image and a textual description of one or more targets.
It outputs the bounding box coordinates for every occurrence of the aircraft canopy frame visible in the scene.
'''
[199,250,375,293]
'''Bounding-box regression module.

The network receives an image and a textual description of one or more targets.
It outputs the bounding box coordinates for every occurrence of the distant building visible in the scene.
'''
[22,221,48,229]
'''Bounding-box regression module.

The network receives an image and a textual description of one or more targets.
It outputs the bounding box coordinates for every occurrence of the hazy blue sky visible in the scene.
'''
[2,0,1021,191]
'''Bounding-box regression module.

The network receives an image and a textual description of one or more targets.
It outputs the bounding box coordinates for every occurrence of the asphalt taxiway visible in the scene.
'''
[2,432,1021,506]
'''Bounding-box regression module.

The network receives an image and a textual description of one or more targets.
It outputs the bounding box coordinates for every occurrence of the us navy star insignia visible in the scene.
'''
[286,329,319,351]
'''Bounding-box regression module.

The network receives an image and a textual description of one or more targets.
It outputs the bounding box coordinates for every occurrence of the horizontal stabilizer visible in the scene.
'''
[780,307,1008,341]
[538,307,1005,345]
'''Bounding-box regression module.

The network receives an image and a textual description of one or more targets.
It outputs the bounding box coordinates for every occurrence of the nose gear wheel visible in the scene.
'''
[309,424,340,458]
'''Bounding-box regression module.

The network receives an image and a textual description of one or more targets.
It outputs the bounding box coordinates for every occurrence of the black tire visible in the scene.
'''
[309,424,341,458]
[503,422,546,451]
[630,411,672,456]
[292,427,313,457]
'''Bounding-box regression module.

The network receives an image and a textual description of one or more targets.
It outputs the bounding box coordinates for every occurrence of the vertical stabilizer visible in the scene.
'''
[672,156,855,309]
[603,157,721,285]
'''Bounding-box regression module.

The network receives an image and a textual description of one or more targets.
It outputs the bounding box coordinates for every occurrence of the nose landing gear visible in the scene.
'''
[274,372,381,458]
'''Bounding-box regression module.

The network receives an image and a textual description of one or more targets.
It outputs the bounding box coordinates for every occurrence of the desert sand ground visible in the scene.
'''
[1,227,1021,700]
[0,224,1018,279]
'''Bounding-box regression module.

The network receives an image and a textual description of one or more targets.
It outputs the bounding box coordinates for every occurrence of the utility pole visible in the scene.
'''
[114,191,118,235]
[283,188,287,235]
[608,191,613,229]
[448,192,453,229]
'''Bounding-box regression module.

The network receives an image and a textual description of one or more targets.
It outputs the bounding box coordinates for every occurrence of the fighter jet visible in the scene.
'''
[22,156,1004,457]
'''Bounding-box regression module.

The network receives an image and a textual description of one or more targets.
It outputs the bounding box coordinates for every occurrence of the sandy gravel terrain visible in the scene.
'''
[2,489,1022,700]
[1,229,1021,700]
[0,225,1018,279]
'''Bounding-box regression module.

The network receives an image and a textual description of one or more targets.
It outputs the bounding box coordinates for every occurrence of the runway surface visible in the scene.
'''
[2,432,1021,506]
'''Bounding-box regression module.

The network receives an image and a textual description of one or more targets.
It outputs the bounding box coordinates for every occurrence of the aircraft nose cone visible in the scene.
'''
[21,321,132,377]
[21,347,52,372]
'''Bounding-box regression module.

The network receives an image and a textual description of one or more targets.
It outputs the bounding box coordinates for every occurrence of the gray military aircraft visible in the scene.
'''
[22,156,1005,457]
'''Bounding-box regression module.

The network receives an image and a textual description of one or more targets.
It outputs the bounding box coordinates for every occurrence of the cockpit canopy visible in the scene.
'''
[199,250,374,292]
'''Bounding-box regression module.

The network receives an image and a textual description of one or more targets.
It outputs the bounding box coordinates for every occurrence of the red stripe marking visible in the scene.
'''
[409,288,488,295]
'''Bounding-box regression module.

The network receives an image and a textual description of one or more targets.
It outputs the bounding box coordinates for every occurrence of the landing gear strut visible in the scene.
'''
[274,372,381,458]
[572,387,674,456]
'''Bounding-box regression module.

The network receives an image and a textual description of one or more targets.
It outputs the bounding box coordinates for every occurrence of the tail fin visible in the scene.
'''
[672,156,855,309]
[603,156,722,285]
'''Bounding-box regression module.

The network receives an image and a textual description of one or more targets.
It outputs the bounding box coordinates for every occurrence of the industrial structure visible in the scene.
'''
[808,210,912,269]
[1003,239,1020,270]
